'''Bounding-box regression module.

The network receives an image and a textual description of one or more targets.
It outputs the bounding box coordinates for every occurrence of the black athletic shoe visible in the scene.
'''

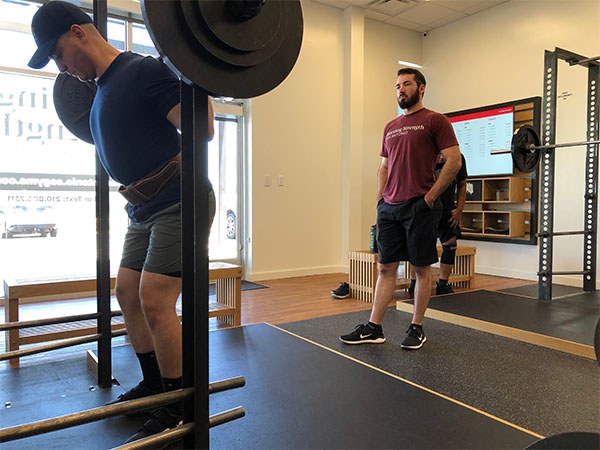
[331,282,350,299]
[401,324,427,350]
[436,282,455,295]
[105,381,162,413]
[408,279,416,298]
[125,407,183,444]
[339,323,386,344]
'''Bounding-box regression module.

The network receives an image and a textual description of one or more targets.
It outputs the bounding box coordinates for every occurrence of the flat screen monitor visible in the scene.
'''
[446,98,541,178]
[447,106,514,177]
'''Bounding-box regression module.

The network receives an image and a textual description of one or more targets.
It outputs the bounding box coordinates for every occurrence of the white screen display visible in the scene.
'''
[449,106,514,177]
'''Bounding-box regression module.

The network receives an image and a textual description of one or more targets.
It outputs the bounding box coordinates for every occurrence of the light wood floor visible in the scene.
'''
[237,272,534,327]
[0,272,535,369]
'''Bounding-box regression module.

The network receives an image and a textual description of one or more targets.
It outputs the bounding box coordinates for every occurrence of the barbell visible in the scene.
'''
[491,125,600,173]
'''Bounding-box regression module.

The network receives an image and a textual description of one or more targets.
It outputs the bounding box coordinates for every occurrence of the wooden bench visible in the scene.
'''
[3,262,242,367]
[348,246,476,302]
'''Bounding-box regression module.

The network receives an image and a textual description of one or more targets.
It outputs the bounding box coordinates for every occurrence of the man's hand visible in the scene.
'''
[424,193,436,208]
[448,208,462,227]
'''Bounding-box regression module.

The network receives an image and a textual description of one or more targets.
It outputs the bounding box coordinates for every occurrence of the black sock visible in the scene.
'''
[136,351,163,392]
[438,278,449,286]
[409,279,416,287]
[367,321,381,330]
[163,377,183,416]
[162,377,182,392]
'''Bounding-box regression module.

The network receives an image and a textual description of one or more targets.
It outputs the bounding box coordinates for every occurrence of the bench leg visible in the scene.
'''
[233,276,241,326]
[5,297,20,368]
[468,254,475,289]
[215,277,241,326]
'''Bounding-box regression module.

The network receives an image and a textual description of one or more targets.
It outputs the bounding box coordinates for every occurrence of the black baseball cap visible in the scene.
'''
[28,1,93,69]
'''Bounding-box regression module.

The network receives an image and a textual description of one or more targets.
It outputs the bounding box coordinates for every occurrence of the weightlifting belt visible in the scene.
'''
[118,153,181,206]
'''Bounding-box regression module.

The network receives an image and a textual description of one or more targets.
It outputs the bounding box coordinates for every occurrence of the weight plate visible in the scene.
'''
[197,1,282,52]
[53,73,96,145]
[141,0,303,98]
[179,0,285,67]
[511,125,541,173]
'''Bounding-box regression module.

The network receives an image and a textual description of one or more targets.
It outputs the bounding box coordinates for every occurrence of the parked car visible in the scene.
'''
[226,209,236,240]
[0,205,58,239]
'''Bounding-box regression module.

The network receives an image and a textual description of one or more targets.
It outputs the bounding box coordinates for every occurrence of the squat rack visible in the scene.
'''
[538,48,599,300]
[0,0,245,447]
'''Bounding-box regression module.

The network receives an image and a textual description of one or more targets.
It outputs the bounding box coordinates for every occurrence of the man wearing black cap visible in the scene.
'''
[28,1,215,443]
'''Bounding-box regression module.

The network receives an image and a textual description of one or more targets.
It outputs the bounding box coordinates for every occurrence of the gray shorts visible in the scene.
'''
[120,190,216,276]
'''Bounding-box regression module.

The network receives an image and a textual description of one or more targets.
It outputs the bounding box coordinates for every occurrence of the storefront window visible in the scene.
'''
[0,0,245,297]
[131,22,158,57]
[0,1,127,296]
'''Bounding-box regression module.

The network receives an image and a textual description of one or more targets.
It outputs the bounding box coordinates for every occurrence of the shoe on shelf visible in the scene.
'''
[105,381,163,414]
[401,324,427,350]
[331,282,350,299]
[339,323,386,344]
[436,282,455,295]
[408,279,416,298]
[125,407,183,444]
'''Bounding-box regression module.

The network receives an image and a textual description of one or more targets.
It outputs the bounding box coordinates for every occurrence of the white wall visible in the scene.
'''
[422,0,600,286]
[248,0,345,280]
[247,1,422,280]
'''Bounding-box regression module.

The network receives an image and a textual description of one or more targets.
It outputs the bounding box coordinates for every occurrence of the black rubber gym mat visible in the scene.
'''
[499,283,584,299]
[1,324,537,449]
[0,354,146,449]
[208,324,536,449]
[410,289,599,345]
[280,309,600,438]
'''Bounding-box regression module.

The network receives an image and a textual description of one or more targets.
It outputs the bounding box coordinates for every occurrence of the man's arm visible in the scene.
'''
[424,145,461,207]
[166,97,215,141]
[377,157,388,203]
[449,179,467,227]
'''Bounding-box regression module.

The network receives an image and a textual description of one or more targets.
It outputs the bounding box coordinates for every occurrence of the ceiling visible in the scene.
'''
[312,0,510,33]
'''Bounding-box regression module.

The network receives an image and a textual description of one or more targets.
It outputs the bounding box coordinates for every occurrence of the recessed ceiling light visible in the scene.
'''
[398,60,422,68]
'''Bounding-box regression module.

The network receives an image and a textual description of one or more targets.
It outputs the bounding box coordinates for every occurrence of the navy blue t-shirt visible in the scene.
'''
[90,52,181,222]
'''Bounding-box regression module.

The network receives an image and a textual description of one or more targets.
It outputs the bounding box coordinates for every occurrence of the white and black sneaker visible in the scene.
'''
[331,282,350,299]
[339,323,386,344]
[401,324,427,350]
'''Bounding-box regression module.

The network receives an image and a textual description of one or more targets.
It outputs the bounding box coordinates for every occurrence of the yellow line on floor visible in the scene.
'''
[267,322,544,440]
[395,301,595,360]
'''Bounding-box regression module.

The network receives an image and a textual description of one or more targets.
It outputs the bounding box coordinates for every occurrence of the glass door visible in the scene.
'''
[209,103,244,266]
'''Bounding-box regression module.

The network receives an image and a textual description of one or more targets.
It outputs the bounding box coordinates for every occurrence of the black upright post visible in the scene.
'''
[538,50,558,301]
[583,64,599,292]
[93,0,112,389]
[180,82,210,449]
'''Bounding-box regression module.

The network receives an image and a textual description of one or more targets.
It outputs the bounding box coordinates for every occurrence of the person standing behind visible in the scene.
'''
[340,68,461,350]
[408,153,468,296]
[28,1,215,443]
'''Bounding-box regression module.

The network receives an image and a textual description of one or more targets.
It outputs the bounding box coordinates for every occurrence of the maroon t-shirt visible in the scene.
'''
[380,108,459,204]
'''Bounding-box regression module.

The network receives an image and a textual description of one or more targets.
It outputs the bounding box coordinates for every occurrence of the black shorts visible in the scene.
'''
[438,209,462,244]
[376,196,442,266]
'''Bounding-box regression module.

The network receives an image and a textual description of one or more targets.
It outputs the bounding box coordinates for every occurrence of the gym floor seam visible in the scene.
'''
[267,322,545,440]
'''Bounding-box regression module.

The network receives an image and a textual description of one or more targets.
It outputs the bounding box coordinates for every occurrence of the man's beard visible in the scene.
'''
[398,89,420,109]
